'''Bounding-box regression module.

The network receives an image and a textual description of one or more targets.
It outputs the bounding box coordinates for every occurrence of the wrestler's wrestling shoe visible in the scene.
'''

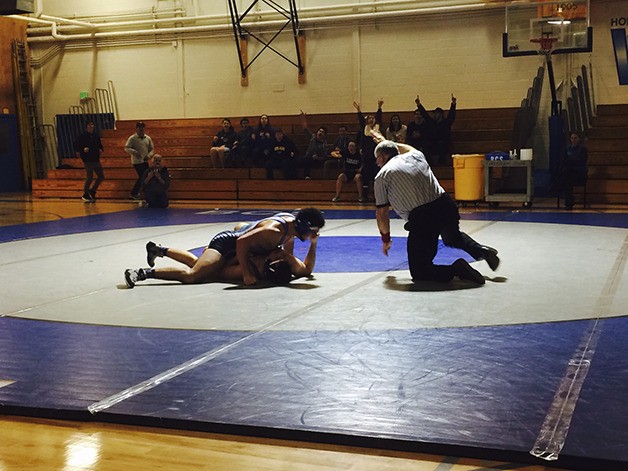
[481,246,500,271]
[146,241,165,267]
[124,268,146,288]
[452,259,485,285]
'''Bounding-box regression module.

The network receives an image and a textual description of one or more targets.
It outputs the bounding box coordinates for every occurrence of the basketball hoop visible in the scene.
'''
[530,36,558,60]
[531,35,561,116]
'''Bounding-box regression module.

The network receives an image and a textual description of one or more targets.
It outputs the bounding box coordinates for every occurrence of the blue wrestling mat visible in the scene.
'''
[2,207,628,471]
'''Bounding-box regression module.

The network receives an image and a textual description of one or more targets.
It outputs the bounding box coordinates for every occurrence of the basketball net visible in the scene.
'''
[530,36,558,60]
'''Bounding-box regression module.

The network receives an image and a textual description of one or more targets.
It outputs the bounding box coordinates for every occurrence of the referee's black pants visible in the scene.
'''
[405,193,485,283]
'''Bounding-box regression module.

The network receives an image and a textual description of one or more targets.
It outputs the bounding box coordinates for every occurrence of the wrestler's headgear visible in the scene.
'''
[294,207,325,240]
[263,259,293,284]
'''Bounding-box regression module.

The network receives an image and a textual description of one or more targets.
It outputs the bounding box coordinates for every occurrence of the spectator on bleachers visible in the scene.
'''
[210,118,236,169]
[385,114,407,143]
[299,110,329,179]
[406,106,428,153]
[266,128,298,180]
[332,125,351,154]
[124,121,154,200]
[141,154,170,208]
[354,99,383,200]
[325,125,351,179]
[251,114,275,167]
[416,93,456,166]
[230,117,254,168]
[332,141,364,203]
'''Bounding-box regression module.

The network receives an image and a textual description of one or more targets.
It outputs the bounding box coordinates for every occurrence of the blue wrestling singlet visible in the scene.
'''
[207,212,295,259]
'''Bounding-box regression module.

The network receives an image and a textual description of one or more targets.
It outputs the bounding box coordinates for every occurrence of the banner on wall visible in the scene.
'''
[610,14,628,85]
[538,0,587,20]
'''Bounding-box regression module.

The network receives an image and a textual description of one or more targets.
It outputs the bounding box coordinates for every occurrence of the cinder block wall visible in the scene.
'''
[25,0,628,169]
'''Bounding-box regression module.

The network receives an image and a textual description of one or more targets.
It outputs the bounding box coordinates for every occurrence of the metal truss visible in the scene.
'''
[227,0,304,80]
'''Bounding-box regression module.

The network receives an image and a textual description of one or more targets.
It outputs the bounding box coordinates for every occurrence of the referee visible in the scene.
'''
[372,133,499,285]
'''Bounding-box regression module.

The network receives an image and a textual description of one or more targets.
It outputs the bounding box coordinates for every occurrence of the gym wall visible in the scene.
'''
[23,0,628,125]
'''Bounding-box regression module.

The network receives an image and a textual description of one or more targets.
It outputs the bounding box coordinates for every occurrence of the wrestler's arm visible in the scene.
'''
[215,263,243,282]
[283,235,295,255]
[286,233,319,278]
[216,256,262,282]
[301,232,318,275]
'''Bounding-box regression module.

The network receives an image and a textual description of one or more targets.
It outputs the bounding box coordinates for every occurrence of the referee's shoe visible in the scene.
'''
[453,259,485,285]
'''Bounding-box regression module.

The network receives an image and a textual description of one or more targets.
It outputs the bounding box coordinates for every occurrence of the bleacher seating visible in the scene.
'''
[33,109,518,203]
[585,104,628,205]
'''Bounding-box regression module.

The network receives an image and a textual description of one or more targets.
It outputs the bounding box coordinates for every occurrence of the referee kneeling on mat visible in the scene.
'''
[371,131,499,285]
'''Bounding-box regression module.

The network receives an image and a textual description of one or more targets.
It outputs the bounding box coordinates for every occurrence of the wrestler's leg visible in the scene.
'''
[162,247,198,268]
[153,248,225,283]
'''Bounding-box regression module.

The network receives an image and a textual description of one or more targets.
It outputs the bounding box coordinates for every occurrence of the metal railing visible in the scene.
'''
[55,85,118,161]
[96,85,116,120]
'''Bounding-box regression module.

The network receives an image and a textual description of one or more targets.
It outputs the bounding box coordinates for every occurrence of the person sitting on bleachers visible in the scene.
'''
[229,117,254,168]
[251,114,275,167]
[209,118,236,169]
[266,128,298,180]
[325,125,351,179]
[299,110,329,179]
[385,114,407,143]
[331,140,364,203]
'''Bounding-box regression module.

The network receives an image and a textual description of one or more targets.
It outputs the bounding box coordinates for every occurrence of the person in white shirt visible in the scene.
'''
[124,121,154,199]
[372,132,499,285]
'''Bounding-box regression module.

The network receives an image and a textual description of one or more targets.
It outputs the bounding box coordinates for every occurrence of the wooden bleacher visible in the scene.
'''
[585,104,628,205]
[32,109,519,203]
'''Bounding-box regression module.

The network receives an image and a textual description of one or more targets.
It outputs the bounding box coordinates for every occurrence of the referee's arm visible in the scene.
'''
[376,205,390,235]
[376,205,392,256]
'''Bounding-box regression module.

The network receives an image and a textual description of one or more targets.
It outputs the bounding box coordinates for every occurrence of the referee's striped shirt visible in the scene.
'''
[374,149,445,221]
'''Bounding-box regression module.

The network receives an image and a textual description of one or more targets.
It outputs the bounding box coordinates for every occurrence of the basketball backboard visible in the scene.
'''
[503,0,592,57]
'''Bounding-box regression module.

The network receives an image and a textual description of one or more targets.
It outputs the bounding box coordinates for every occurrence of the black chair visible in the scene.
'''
[556,180,588,209]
